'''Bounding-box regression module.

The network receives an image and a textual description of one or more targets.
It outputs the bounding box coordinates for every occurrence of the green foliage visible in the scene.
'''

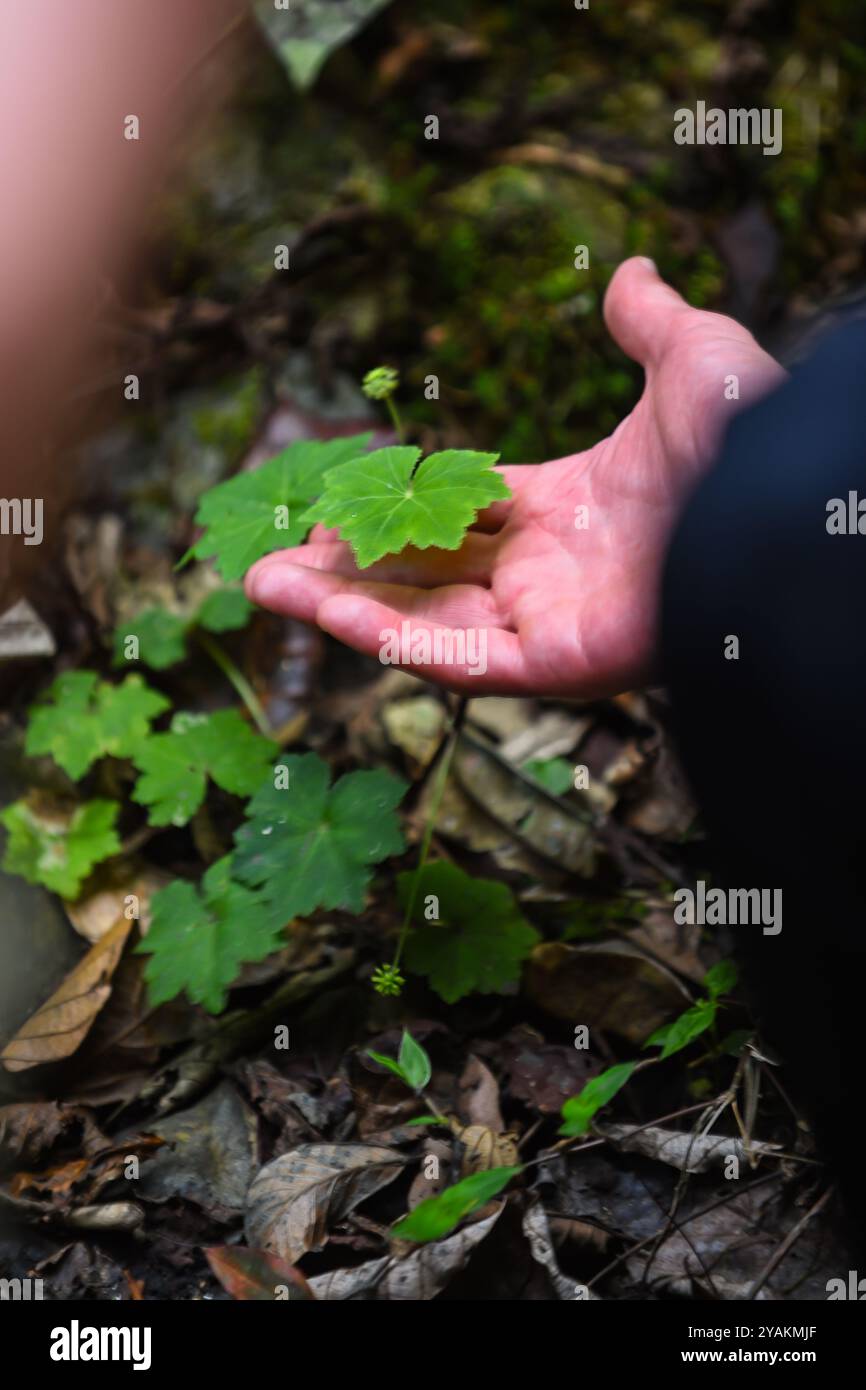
[392,1166,522,1243]
[705,959,738,1000]
[113,589,253,670]
[303,446,510,568]
[398,861,539,1004]
[522,757,573,795]
[645,1000,716,1061]
[114,609,188,670]
[232,752,407,919]
[559,1061,637,1137]
[367,1029,432,1093]
[26,672,169,780]
[137,856,284,1013]
[644,961,738,1061]
[131,710,277,827]
[183,435,371,581]
[1,797,121,898]
[195,589,254,634]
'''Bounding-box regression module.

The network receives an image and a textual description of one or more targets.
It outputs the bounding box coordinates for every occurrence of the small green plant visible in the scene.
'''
[1,375,524,1014]
[0,796,121,899]
[397,861,539,1004]
[557,960,740,1137]
[178,434,373,580]
[113,588,252,671]
[391,1165,522,1243]
[367,1029,432,1093]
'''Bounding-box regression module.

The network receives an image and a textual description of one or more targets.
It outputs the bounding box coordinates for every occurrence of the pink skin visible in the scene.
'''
[244,258,786,698]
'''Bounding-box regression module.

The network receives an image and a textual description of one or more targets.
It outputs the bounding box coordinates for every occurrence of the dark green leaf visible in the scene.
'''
[233,752,406,918]
[559,1061,637,1137]
[399,861,539,1003]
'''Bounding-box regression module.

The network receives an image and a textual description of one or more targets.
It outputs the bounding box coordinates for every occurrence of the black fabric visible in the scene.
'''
[661,320,866,1250]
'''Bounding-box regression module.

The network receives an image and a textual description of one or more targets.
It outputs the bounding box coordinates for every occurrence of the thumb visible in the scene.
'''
[603,256,692,370]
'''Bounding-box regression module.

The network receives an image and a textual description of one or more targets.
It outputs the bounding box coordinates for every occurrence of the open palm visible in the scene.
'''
[245,259,784,697]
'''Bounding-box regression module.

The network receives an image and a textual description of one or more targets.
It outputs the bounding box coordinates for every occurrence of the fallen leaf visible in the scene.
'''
[523,1198,592,1300]
[1,916,132,1071]
[600,1124,782,1174]
[308,1207,502,1300]
[455,1124,520,1176]
[525,939,692,1045]
[205,1246,315,1300]
[130,1081,258,1214]
[245,1143,405,1263]
[456,1055,504,1132]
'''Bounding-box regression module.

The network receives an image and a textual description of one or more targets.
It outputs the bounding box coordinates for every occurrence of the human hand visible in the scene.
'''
[245,258,785,697]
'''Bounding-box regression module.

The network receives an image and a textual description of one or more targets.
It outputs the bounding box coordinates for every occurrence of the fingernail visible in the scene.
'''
[636,256,657,273]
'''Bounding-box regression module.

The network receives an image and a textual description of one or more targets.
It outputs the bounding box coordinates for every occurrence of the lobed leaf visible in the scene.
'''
[303,446,509,568]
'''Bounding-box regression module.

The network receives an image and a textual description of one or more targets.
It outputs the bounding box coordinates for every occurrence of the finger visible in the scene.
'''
[316,593,529,695]
[245,560,505,630]
[603,256,691,370]
[247,530,499,588]
[308,523,342,543]
[470,463,535,532]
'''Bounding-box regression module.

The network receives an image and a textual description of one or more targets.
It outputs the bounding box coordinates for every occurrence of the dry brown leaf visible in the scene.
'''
[456,1054,504,1131]
[1,916,132,1072]
[455,1124,520,1176]
[308,1207,502,1300]
[525,939,691,1044]
[65,866,168,944]
[245,1143,405,1264]
[600,1123,782,1174]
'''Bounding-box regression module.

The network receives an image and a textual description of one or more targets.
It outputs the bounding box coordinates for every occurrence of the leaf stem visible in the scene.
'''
[195,632,273,739]
[390,698,465,971]
[385,395,405,445]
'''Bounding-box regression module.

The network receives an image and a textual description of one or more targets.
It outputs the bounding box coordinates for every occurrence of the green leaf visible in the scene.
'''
[522,757,573,796]
[399,861,539,1004]
[113,608,188,670]
[392,1166,521,1243]
[137,856,284,1013]
[26,672,170,780]
[644,998,717,1061]
[559,1061,637,1137]
[131,710,277,827]
[405,1115,451,1128]
[1,797,121,898]
[254,0,394,91]
[368,1029,432,1092]
[196,589,254,633]
[705,959,738,1000]
[366,1049,408,1083]
[398,1029,432,1092]
[304,446,509,568]
[187,435,372,581]
[233,752,406,919]
[113,590,253,672]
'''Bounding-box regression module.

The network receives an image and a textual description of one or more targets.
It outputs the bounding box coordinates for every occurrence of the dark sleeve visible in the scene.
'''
[660,319,866,1250]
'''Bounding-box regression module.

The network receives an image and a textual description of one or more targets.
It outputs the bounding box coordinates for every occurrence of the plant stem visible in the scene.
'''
[385,394,405,445]
[390,701,464,972]
[195,631,273,739]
